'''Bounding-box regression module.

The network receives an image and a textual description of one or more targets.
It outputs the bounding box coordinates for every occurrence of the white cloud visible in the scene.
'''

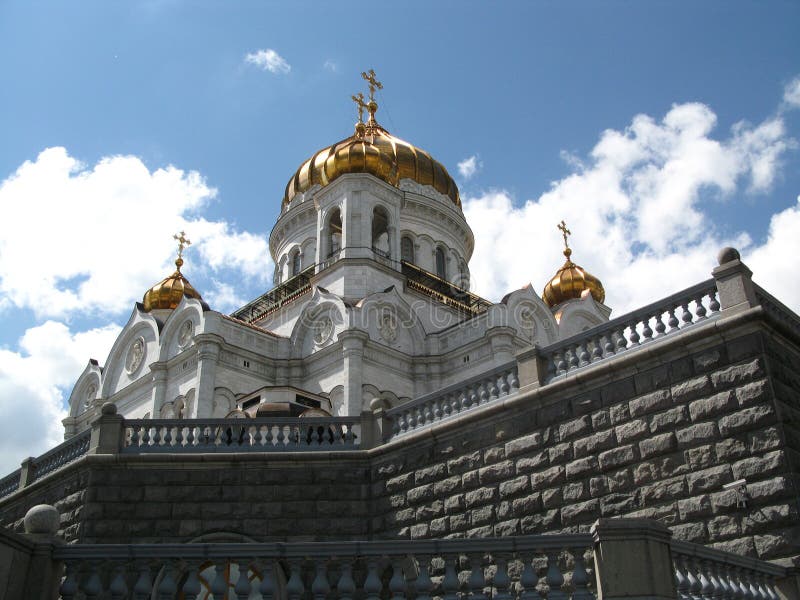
[457,155,481,180]
[783,76,800,109]
[0,321,120,474]
[0,147,271,319]
[323,59,338,73]
[244,48,291,74]
[205,279,246,313]
[464,102,797,315]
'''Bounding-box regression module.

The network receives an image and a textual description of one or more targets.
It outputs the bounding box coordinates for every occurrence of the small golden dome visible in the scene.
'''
[142,257,204,312]
[542,221,605,308]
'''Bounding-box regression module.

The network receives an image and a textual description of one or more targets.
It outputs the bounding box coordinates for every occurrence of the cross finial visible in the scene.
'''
[361,69,383,102]
[173,231,191,269]
[557,220,572,259]
[351,92,367,123]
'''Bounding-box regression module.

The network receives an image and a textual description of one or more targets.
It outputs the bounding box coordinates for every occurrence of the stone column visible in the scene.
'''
[591,518,676,600]
[711,247,757,315]
[194,334,223,417]
[340,329,369,417]
[89,403,124,455]
[150,362,168,418]
[515,345,547,390]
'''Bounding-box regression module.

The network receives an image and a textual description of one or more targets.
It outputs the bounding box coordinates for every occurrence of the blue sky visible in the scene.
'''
[0,1,799,470]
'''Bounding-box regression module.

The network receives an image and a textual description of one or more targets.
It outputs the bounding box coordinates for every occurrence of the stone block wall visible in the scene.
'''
[370,330,800,566]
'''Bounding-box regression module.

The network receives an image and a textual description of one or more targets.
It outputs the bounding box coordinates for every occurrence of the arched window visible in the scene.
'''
[435,247,446,280]
[328,208,342,256]
[291,250,302,277]
[401,236,414,263]
[371,206,390,258]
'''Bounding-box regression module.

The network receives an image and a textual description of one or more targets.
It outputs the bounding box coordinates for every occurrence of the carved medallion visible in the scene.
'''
[125,337,145,374]
[379,310,398,343]
[84,384,96,409]
[519,305,538,340]
[178,319,193,348]
[313,317,334,346]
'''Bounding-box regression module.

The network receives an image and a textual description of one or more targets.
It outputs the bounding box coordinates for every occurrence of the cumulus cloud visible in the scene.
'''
[783,76,800,109]
[0,147,271,319]
[0,321,120,474]
[244,48,291,74]
[464,102,797,315]
[457,155,481,180]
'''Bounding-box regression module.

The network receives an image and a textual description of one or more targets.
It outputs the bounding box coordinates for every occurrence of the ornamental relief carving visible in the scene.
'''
[125,337,146,375]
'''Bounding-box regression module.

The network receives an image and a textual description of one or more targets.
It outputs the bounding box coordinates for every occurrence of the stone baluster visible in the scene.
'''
[545,551,566,600]
[654,311,667,336]
[714,563,731,600]
[337,562,356,600]
[235,562,253,600]
[601,332,615,356]
[567,346,580,369]
[508,367,519,390]
[745,570,759,599]
[174,424,184,447]
[210,563,228,599]
[468,553,486,600]
[615,327,628,352]
[452,392,462,414]
[141,426,151,447]
[407,407,418,430]
[577,341,590,366]
[553,350,566,376]
[519,554,541,600]
[730,566,745,600]
[708,289,721,313]
[642,316,653,341]
[286,560,305,600]
[185,425,196,447]
[695,295,708,319]
[415,555,433,600]
[157,562,178,600]
[699,559,714,599]
[433,397,443,420]
[60,561,79,600]
[680,301,693,326]
[667,304,680,330]
[571,547,593,600]
[469,383,480,407]
[128,425,140,447]
[441,554,460,600]
[489,376,500,400]
[151,425,162,447]
[258,560,276,600]
[132,563,153,600]
[675,556,692,600]
[389,558,406,600]
[82,561,103,600]
[364,558,383,600]
[109,565,129,600]
[182,562,202,600]
[628,322,641,346]
[312,559,331,600]
[499,372,510,395]
[591,335,604,361]
[493,554,511,600]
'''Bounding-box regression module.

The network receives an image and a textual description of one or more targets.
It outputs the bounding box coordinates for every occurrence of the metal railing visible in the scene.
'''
[756,284,800,339]
[231,266,315,324]
[123,417,362,453]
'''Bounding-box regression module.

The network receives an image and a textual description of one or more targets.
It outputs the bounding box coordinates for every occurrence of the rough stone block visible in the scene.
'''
[598,445,636,471]
[748,426,781,453]
[499,475,530,498]
[609,402,630,424]
[434,475,461,497]
[676,422,718,448]
[736,379,769,406]
[504,431,546,458]
[718,405,775,436]
[753,526,800,558]
[649,406,690,433]
[639,432,677,458]
[386,472,414,493]
[415,464,446,485]
[693,348,723,372]
[450,513,469,531]
[447,451,481,474]
[516,451,549,473]
[642,475,686,504]
[531,466,565,489]
[573,429,616,458]
[563,482,586,502]
[615,418,649,444]
[494,519,520,537]
[715,438,748,462]
[589,476,607,497]
[732,450,785,480]
[467,525,495,539]
[416,500,444,520]
[566,456,598,480]
[407,484,434,505]
[462,470,479,489]
[561,498,599,525]
[541,487,562,509]
[708,515,741,538]
[591,409,611,430]
[599,493,637,516]
[511,493,541,517]
[444,494,464,514]
[629,390,672,417]
[483,446,505,464]
[672,522,708,544]
[520,509,559,533]
[689,390,737,421]
[430,517,449,536]
[607,468,634,492]
[478,460,514,484]
[746,476,792,503]
[717,360,767,393]
[685,445,717,470]
[671,375,711,403]
[464,487,496,508]
[410,523,430,539]
[709,537,756,557]
[547,442,572,465]
[470,505,494,526]
[678,494,712,520]
[559,415,592,441]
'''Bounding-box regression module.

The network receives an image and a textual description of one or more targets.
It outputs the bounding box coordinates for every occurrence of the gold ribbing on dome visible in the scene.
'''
[283,70,461,209]
[542,221,605,308]
[142,231,204,312]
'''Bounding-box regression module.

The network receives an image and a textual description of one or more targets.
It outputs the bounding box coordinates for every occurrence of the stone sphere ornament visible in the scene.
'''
[24,504,59,535]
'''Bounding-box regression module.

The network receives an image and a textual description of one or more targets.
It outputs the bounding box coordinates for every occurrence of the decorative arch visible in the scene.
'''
[158,296,206,362]
[500,285,559,346]
[100,306,160,398]
[67,360,102,418]
[355,286,427,355]
[289,287,350,358]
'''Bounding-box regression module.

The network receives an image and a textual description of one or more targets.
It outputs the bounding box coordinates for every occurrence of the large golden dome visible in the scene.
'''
[142,257,204,312]
[282,84,460,209]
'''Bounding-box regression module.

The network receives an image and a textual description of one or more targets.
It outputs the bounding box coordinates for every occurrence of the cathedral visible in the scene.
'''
[1,71,799,598]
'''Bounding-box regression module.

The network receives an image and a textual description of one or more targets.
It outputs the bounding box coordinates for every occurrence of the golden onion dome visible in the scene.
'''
[283,75,460,209]
[542,221,605,308]
[142,257,204,312]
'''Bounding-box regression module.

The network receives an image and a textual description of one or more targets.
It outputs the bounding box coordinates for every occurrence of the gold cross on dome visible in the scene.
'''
[361,69,383,102]
[351,92,367,123]
[557,220,571,249]
[173,231,192,259]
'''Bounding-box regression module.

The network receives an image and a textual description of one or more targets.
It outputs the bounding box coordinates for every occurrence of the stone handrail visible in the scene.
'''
[672,539,785,599]
[755,284,800,339]
[29,429,91,482]
[385,361,519,438]
[54,533,595,599]
[123,416,362,452]
[0,469,20,500]
[539,278,721,383]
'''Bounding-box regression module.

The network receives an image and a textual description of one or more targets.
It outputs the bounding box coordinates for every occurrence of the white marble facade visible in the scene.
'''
[63,173,610,438]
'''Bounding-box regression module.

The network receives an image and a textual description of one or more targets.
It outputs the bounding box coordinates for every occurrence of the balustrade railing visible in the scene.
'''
[54,533,595,599]
[672,539,784,600]
[756,284,800,339]
[0,469,20,500]
[386,362,519,439]
[123,417,361,453]
[29,429,92,483]
[540,279,721,383]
